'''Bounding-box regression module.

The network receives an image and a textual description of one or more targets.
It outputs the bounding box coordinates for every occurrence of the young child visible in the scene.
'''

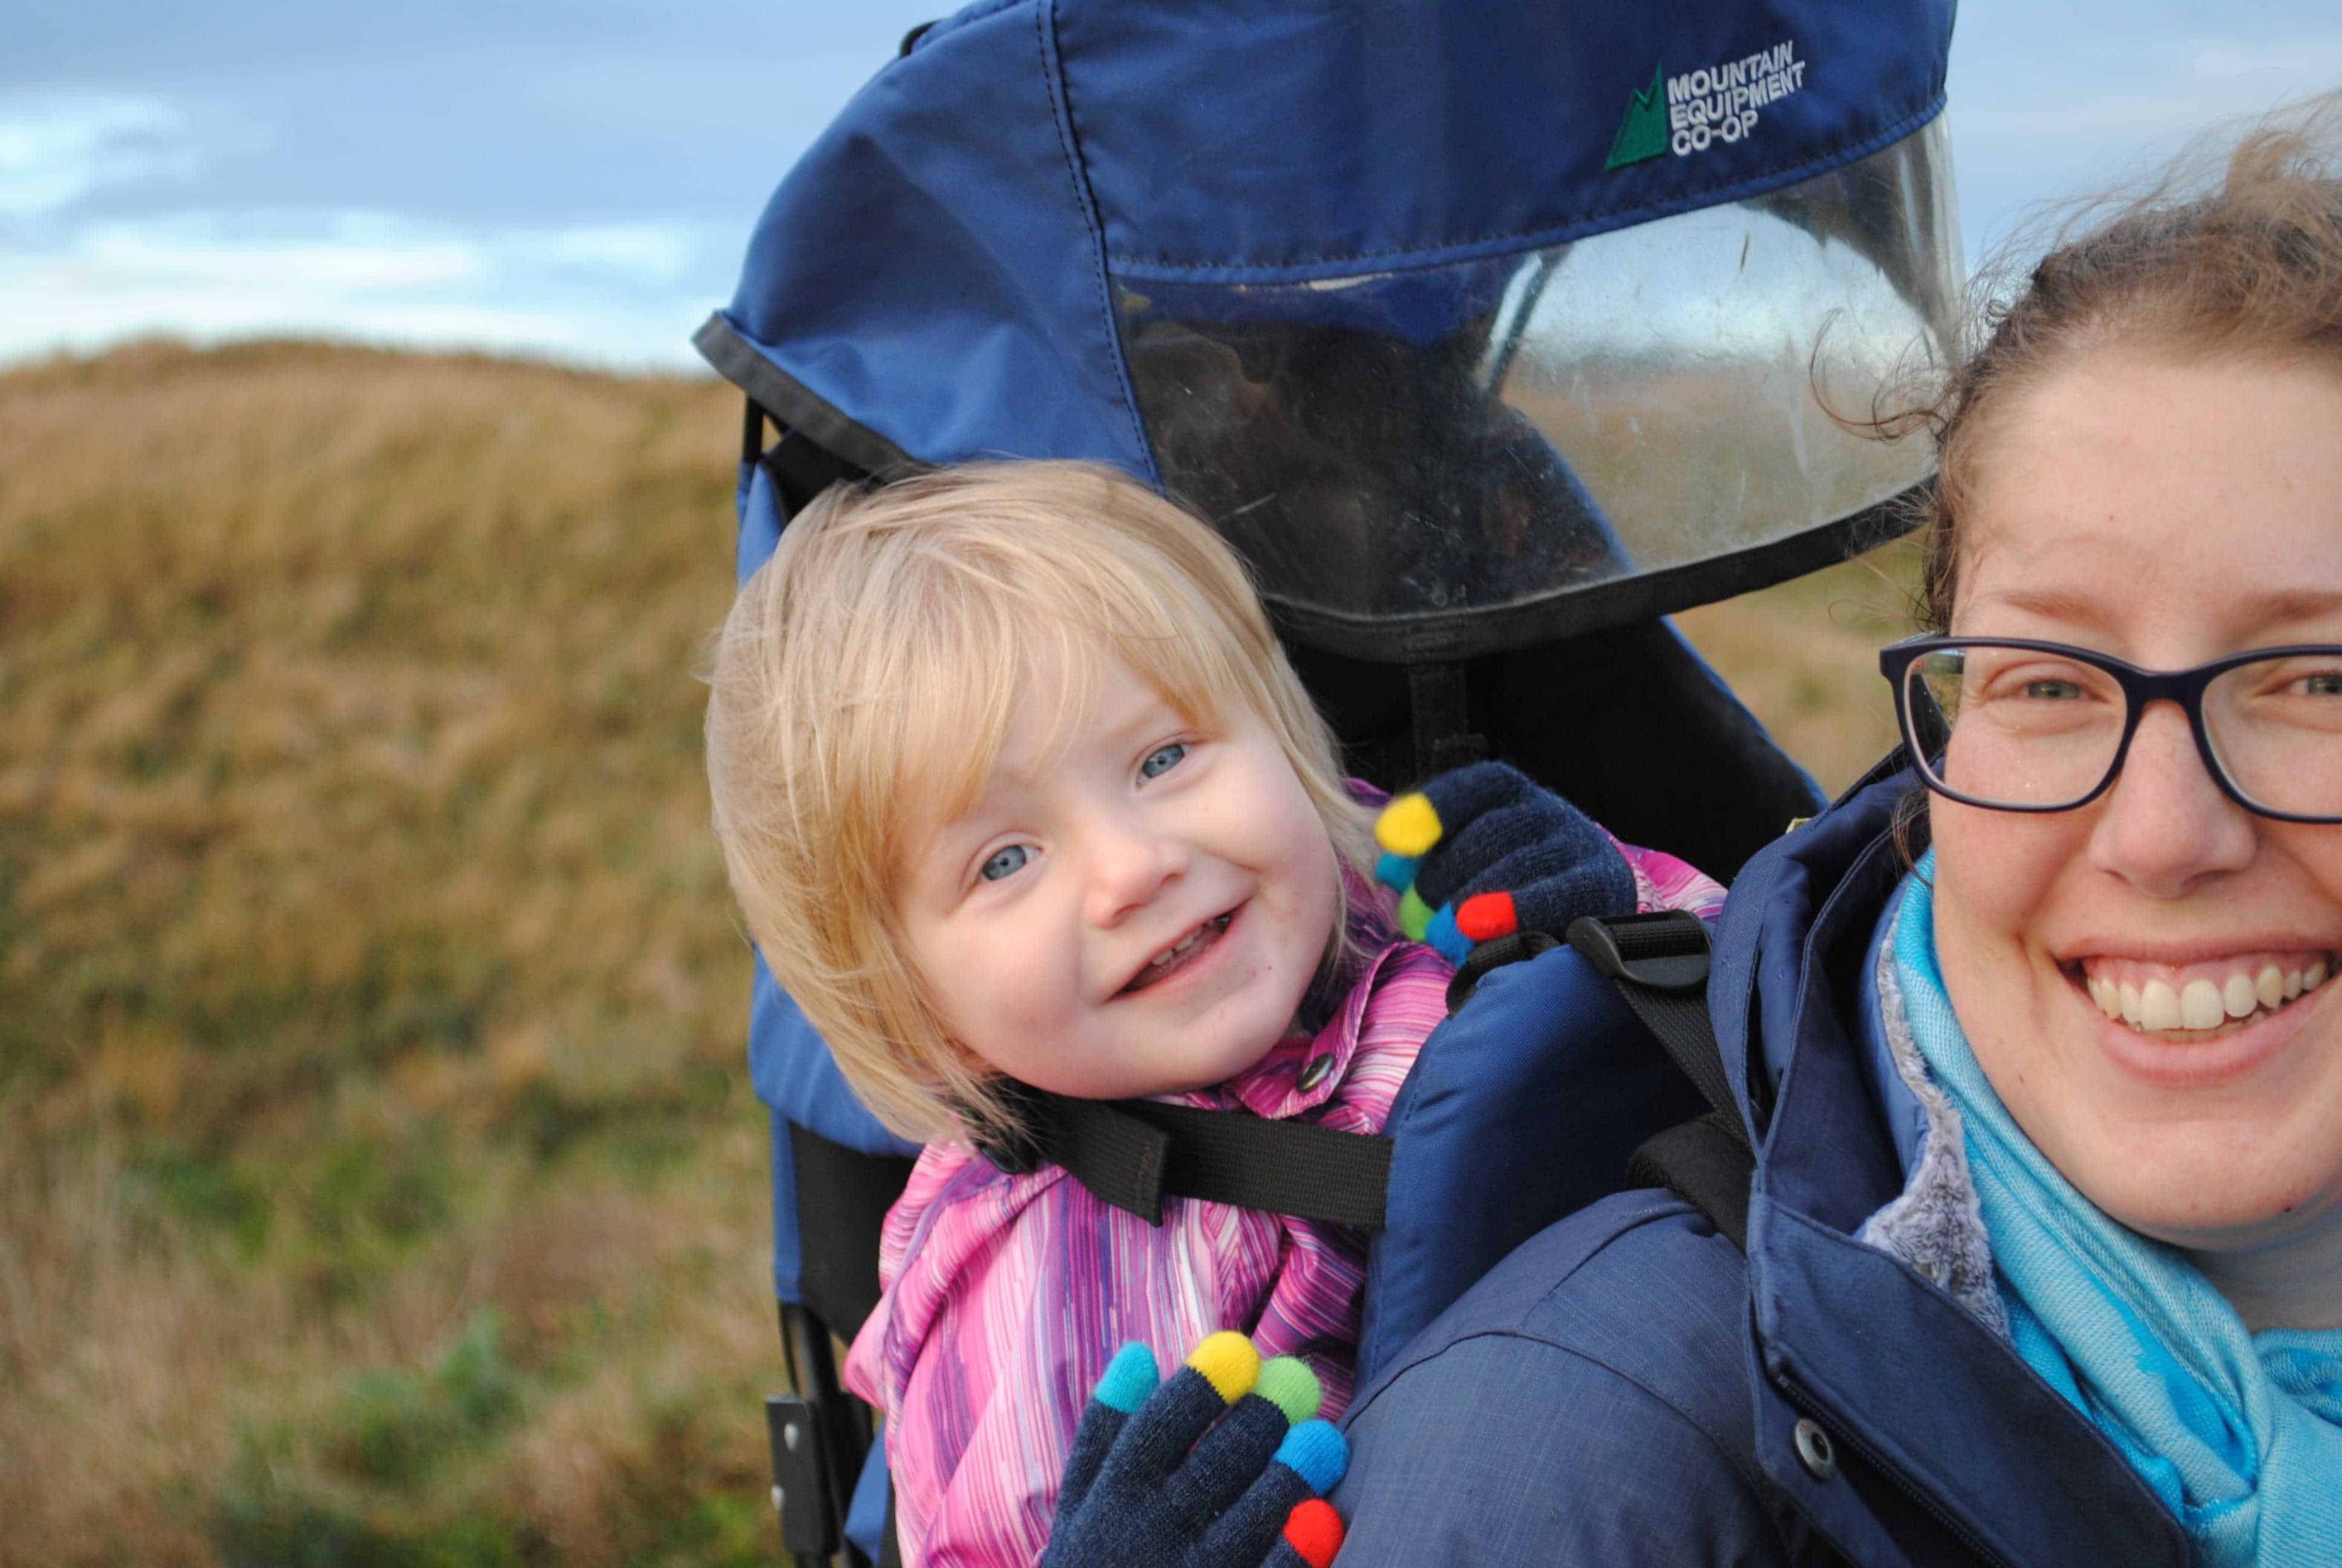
[704,461,1722,1568]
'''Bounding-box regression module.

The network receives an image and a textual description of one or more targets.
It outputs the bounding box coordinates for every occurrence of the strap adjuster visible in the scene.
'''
[1566,910,1711,993]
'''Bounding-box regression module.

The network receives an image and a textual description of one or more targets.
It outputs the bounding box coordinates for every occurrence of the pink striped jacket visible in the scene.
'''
[844,842,1724,1568]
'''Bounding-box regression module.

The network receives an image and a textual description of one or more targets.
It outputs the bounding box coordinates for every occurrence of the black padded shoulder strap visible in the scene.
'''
[989,1089,1393,1232]
[1568,911,1758,1249]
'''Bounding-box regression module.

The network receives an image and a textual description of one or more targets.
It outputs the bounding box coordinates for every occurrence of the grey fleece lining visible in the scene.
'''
[1855,900,2012,1339]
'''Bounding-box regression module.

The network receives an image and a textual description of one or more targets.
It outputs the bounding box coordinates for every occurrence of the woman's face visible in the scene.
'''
[1930,348,2342,1260]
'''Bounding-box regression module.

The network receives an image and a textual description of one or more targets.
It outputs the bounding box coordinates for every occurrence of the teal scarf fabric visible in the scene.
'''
[1894,858,2342,1567]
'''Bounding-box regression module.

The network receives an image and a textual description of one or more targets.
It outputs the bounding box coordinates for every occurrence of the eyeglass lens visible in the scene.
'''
[1907,644,2342,817]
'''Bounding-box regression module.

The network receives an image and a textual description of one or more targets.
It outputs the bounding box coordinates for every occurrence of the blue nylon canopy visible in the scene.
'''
[702,0,1952,490]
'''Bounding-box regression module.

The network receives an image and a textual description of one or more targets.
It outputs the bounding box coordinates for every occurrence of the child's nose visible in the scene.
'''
[1083,815,1188,927]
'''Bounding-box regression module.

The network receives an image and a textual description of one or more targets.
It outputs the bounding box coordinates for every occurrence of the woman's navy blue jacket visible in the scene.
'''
[1329,763,2192,1567]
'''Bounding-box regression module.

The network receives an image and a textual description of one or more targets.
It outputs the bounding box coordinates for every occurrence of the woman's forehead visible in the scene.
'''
[1952,351,2342,651]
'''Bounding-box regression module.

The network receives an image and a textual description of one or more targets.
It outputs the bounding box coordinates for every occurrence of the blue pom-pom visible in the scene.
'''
[1093,1342,1161,1413]
[1424,903,1470,963]
[1274,1420,1349,1493]
[1374,850,1419,892]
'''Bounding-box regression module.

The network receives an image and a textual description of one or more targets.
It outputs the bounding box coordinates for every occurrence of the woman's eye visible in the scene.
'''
[978,844,1031,883]
[2022,679,2088,700]
[1139,742,1188,780]
[2304,672,2342,696]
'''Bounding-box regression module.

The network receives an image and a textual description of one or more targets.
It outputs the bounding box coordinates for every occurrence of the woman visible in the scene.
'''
[1045,98,2342,1568]
[1319,101,2342,1567]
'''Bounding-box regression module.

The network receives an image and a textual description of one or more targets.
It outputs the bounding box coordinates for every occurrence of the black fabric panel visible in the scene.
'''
[790,1126,918,1341]
[1295,617,1823,881]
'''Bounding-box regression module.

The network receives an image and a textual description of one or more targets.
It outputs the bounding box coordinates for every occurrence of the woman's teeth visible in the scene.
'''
[2085,958,2330,1036]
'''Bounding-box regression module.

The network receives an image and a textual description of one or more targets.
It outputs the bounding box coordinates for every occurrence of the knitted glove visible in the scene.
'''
[1374,760,1637,963]
[1040,1333,1349,1568]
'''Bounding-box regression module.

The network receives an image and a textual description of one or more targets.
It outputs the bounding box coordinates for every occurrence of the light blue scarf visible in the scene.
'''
[1894,858,2342,1567]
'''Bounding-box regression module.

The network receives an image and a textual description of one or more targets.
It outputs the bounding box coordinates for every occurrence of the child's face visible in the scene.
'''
[897,653,1340,1101]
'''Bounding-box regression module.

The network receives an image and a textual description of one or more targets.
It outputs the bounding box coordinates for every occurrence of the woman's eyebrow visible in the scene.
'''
[1957,585,2114,632]
[1965,585,2342,638]
[2231,586,2342,633]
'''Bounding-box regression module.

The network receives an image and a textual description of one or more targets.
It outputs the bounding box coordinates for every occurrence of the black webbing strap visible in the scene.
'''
[1443,928,1561,1014]
[1567,911,1761,1247]
[739,396,872,521]
[992,1089,1393,1231]
[1567,911,1754,1133]
[1405,659,1486,779]
[1624,1112,1756,1252]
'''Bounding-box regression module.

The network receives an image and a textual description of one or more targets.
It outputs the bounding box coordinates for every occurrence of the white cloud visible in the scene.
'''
[0,209,716,369]
[509,223,694,283]
[0,95,207,217]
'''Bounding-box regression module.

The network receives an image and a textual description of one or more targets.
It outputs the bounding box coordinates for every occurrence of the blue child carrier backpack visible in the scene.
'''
[698,2,1958,1561]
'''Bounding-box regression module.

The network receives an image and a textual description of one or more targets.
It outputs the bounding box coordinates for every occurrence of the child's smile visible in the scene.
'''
[897,651,1340,1102]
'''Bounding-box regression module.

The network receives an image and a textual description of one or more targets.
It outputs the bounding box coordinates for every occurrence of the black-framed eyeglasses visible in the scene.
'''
[1879,635,2342,823]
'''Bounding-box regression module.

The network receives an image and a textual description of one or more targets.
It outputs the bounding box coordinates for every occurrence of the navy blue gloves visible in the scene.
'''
[1374,760,1637,963]
[1040,1334,1348,1568]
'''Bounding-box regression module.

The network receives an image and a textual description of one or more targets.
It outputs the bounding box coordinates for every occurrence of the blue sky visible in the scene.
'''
[3,2,2337,371]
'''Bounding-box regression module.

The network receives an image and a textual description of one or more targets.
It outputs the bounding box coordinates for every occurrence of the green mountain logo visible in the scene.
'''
[1606,64,1668,170]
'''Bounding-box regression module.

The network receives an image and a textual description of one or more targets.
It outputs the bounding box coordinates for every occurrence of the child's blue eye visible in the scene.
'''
[1140,742,1187,779]
[979,844,1031,882]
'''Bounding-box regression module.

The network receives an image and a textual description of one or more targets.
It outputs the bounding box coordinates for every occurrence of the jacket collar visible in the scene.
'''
[1719,757,2188,1568]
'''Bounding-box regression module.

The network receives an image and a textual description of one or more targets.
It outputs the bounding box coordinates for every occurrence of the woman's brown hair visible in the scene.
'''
[1893,93,2342,632]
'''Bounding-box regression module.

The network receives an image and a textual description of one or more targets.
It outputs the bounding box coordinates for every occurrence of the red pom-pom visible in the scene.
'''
[1456,890,1519,942]
[1283,1498,1346,1568]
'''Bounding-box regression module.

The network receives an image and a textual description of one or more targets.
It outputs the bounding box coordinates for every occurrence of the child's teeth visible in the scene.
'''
[2139,980,2181,1032]
[2308,961,2329,992]
[2223,973,2258,1020]
[2258,965,2287,1010]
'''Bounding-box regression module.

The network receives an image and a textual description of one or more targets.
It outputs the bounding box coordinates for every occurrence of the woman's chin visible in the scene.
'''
[2050,1113,2342,1250]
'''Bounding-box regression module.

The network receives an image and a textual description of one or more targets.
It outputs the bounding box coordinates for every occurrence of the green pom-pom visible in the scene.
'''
[1398,886,1434,941]
[1253,1357,1323,1424]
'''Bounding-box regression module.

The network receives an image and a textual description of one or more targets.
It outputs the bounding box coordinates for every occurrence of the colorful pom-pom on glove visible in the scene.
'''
[1040,1334,1349,1568]
[1374,760,1637,963]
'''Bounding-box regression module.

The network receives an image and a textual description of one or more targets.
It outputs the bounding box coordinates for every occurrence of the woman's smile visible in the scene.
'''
[2073,949,2332,1036]
[2060,946,2336,1088]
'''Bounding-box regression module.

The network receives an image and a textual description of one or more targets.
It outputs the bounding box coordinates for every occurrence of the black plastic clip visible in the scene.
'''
[1565,909,1711,993]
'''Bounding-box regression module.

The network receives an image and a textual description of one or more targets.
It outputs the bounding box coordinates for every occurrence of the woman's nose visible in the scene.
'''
[2087,702,2257,896]
[1081,812,1188,927]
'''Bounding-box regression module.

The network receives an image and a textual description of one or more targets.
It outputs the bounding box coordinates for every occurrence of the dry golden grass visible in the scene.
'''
[1,340,770,1567]
[0,339,1913,1567]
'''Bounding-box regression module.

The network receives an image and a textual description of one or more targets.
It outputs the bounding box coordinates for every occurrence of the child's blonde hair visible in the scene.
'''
[705,459,1374,1145]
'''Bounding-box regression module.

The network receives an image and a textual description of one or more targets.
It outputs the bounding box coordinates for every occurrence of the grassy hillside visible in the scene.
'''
[0,340,1915,1567]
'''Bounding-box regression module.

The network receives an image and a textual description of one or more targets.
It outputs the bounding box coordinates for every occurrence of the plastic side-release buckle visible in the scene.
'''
[1565,910,1711,993]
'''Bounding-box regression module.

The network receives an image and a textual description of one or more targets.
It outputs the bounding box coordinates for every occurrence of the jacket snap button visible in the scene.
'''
[1297,1055,1334,1091]
[1793,1418,1838,1481]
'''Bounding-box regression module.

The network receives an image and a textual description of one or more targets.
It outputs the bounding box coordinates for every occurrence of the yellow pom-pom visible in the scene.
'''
[1376,792,1443,858]
[1185,1331,1261,1405]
